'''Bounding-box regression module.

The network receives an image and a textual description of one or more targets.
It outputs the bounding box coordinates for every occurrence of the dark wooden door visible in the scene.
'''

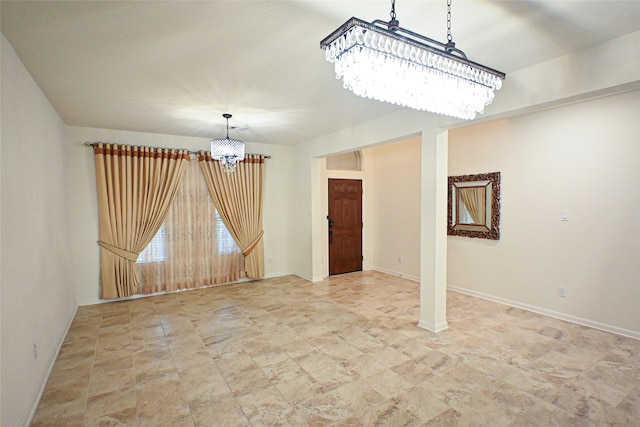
[328,179,362,275]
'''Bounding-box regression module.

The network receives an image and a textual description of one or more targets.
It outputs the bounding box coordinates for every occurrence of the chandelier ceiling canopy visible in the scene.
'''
[211,113,245,173]
[320,0,506,120]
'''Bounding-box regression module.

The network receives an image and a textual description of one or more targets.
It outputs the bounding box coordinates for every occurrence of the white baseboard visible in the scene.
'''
[418,320,449,333]
[372,267,420,283]
[448,285,640,340]
[262,271,295,280]
[26,304,79,427]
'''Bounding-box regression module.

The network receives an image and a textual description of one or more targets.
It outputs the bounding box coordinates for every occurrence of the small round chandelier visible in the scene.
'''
[211,113,245,173]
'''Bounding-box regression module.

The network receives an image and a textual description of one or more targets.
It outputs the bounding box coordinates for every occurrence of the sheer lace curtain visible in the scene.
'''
[138,156,244,294]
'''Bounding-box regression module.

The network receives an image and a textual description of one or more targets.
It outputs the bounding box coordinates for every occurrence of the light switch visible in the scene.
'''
[561,210,569,221]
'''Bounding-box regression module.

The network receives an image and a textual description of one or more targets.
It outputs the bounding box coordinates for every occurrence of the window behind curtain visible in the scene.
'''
[137,157,244,294]
[137,225,166,263]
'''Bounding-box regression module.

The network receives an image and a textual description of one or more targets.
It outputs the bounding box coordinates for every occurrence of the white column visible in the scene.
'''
[418,129,448,332]
[310,157,326,282]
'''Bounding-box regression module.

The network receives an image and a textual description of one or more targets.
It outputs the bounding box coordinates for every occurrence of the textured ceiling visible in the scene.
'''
[2,1,639,145]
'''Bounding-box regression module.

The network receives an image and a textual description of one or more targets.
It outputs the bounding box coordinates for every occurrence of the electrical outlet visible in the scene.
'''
[558,287,567,298]
[33,343,38,360]
[398,256,403,264]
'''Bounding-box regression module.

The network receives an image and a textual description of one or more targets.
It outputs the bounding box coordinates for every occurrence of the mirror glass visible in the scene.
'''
[448,172,500,240]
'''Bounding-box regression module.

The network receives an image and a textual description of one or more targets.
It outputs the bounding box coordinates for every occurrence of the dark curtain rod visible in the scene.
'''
[83,142,271,159]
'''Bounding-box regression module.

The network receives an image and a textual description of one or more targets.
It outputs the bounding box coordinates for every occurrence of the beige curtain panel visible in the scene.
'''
[459,186,485,225]
[198,152,266,279]
[93,143,189,298]
[138,158,244,294]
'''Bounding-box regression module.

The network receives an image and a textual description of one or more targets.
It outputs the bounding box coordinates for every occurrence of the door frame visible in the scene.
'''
[328,178,363,276]
[322,164,369,278]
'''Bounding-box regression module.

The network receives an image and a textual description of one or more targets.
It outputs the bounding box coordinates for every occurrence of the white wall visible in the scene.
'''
[487,31,640,123]
[1,35,78,427]
[448,90,640,337]
[66,126,295,305]
[366,136,422,281]
[0,10,4,426]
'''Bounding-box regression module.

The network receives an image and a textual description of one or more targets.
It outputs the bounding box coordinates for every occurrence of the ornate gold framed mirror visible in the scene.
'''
[448,172,500,240]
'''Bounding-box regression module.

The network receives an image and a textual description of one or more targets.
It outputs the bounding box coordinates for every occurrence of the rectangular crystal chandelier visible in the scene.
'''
[320,2,506,120]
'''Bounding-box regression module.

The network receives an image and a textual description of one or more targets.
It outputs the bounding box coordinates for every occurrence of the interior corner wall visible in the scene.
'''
[1,34,77,427]
[447,89,640,337]
[365,136,422,281]
[66,126,295,305]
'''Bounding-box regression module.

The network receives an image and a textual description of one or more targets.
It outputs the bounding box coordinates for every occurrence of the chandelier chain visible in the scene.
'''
[390,0,397,21]
[447,0,453,42]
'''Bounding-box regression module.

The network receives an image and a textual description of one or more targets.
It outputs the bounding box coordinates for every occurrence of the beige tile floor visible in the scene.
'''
[32,271,639,426]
